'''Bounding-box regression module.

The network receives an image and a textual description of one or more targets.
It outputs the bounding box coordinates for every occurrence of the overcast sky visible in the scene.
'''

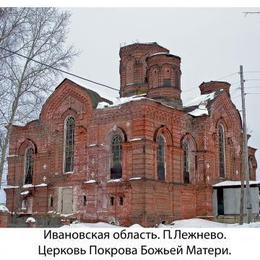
[67,8,260,174]
[1,7,260,203]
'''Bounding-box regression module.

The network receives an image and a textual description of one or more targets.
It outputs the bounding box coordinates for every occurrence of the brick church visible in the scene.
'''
[5,42,257,226]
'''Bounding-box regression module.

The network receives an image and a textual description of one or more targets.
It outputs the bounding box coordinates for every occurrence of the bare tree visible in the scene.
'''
[0,8,76,189]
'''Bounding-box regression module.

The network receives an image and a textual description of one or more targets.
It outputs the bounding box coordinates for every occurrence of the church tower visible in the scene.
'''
[146,52,182,107]
[119,42,182,107]
[119,42,169,97]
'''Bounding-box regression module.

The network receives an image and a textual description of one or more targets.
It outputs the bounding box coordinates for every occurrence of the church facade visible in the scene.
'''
[5,42,257,226]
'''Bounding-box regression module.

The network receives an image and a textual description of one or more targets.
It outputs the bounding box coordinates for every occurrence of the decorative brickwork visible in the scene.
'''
[5,43,257,227]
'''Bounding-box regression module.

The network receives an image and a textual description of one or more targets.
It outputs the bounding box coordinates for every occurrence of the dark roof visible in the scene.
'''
[56,78,113,108]
[119,42,169,55]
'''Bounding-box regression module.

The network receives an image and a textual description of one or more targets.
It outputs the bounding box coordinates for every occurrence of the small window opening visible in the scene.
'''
[163,79,172,87]
[119,196,124,206]
[83,195,87,206]
[110,196,115,206]
[49,196,54,207]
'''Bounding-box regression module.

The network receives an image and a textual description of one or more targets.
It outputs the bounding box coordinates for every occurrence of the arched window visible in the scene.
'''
[83,195,87,206]
[183,142,190,183]
[157,135,166,181]
[218,124,226,178]
[150,67,159,88]
[110,134,123,179]
[126,60,134,85]
[49,195,54,208]
[64,116,75,173]
[24,148,34,184]
[133,59,144,84]
[162,66,173,87]
[249,157,254,180]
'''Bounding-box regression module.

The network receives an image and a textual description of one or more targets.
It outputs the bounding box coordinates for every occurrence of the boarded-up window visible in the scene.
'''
[61,187,73,214]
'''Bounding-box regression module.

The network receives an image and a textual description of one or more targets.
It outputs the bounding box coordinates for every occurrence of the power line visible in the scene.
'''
[243,12,260,16]
[182,72,239,93]
[0,46,119,92]
[245,86,260,89]
[2,46,254,96]
[234,86,260,90]
[244,70,260,74]
[245,79,260,82]
[215,72,238,81]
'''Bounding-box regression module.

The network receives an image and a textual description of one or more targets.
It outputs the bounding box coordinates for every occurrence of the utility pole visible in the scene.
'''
[239,65,252,224]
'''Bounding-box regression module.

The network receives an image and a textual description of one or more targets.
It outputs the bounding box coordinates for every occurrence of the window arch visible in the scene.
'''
[249,157,254,180]
[126,60,134,85]
[218,124,226,178]
[162,65,173,87]
[183,142,190,183]
[181,134,197,184]
[157,135,166,181]
[24,147,34,184]
[110,134,123,179]
[150,67,159,88]
[64,116,75,173]
[49,195,54,208]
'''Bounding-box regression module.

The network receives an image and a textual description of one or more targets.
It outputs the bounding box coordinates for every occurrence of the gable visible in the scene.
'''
[208,92,242,132]
[40,78,112,122]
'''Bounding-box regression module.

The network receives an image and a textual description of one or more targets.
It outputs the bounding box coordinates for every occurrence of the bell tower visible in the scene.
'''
[146,53,182,107]
[119,42,183,107]
[119,42,169,97]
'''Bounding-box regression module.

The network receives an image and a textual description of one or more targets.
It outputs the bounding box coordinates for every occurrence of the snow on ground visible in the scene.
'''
[161,218,233,228]
[25,217,36,223]
[61,218,260,228]
[129,224,143,228]
[62,222,118,228]
[62,222,144,228]
[161,218,260,228]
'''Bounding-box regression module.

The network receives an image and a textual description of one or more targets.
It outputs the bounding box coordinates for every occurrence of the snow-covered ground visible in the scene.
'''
[62,222,119,228]
[62,218,260,228]
[161,218,260,228]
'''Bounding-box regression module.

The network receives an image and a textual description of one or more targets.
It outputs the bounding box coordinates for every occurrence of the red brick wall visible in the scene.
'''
[0,213,9,227]
[6,45,257,227]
